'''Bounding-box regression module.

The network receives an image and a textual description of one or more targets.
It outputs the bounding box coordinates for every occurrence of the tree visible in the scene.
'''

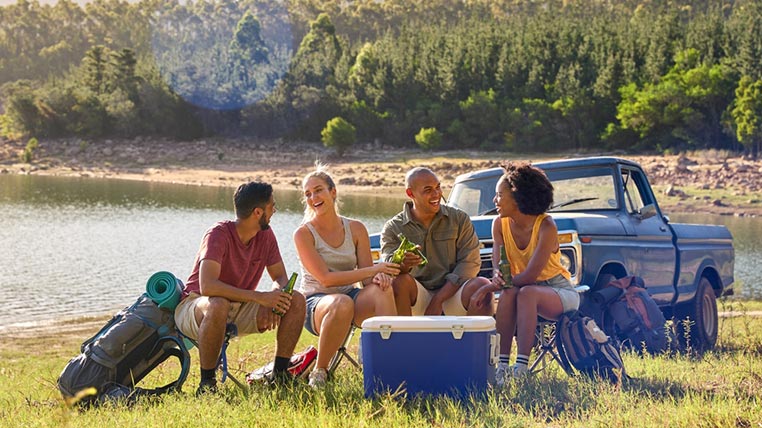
[730,76,762,157]
[321,116,356,157]
[415,127,442,151]
[615,49,736,151]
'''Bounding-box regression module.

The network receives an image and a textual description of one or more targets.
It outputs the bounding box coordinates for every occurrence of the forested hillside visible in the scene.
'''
[1,0,760,155]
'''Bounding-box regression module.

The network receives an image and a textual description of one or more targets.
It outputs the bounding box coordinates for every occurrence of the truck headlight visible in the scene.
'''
[559,252,572,271]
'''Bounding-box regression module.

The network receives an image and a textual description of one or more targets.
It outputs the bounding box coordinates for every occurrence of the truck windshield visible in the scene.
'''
[448,166,618,216]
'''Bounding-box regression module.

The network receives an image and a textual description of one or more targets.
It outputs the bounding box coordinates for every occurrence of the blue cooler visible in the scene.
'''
[361,316,499,398]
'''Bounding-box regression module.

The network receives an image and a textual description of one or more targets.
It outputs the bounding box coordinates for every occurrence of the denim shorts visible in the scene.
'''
[304,288,362,336]
[537,274,580,313]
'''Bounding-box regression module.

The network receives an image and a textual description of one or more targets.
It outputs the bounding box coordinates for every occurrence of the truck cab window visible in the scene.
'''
[622,169,646,214]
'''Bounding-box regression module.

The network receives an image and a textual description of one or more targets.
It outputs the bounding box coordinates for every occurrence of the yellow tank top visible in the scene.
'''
[501,213,570,281]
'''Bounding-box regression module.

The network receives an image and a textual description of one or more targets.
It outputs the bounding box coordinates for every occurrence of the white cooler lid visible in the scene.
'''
[361,315,495,332]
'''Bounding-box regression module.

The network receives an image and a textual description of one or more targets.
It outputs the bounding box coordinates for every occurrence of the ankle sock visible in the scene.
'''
[200,368,216,382]
[515,354,530,367]
[273,356,290,374]
[499,354,510,365]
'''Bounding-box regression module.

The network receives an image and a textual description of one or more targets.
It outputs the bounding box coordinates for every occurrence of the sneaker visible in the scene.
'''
[512,364,529,378]
[308,368,328,389]
[495,362,510,387]
[195,380,218,397]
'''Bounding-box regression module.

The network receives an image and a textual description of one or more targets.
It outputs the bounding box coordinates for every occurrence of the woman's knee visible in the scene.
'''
[325,294,354,319]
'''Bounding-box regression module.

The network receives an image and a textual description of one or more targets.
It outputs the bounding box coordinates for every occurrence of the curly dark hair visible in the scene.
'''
[499,161,554,215]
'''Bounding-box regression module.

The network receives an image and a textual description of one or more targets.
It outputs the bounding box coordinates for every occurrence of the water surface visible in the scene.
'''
[0,174,759,332]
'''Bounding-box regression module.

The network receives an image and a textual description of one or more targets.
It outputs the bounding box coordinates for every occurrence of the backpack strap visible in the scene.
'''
[134,335,190,393]
[554,312,576,376]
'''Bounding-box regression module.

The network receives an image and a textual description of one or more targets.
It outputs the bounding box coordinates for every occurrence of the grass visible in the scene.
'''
[2,300,761,427]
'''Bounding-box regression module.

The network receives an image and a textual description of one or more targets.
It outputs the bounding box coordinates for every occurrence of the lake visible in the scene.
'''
[0,174,759,332]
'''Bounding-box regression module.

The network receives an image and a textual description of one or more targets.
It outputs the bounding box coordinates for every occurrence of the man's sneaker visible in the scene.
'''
[308,368,328,389]
[195,380,218,397]
[495,362,510,387]
[512,364,529,378]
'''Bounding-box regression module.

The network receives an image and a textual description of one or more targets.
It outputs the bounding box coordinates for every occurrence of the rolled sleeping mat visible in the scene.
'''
[146,271,184,310]
[591,286,624,307]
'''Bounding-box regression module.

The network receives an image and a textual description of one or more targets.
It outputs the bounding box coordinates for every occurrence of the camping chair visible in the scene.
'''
[529,285,590,374]
[327,325,361,377]
[182,323,249,394]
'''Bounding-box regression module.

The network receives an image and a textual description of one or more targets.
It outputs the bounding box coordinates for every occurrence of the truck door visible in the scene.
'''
[618,167,677,305]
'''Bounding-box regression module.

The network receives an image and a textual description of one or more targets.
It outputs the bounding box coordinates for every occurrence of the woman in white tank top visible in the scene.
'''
[293,164,400,388]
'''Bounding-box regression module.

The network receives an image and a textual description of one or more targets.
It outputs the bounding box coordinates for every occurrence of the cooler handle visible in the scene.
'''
[489,333,500,366]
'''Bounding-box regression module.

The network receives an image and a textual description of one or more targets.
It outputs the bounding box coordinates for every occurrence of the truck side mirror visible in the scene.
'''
[638,204,657,220]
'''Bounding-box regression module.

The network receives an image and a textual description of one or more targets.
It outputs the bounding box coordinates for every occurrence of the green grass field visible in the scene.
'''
[1,299,761,428]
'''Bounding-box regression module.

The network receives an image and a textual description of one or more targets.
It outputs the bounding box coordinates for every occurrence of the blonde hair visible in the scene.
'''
[301,160,340,222]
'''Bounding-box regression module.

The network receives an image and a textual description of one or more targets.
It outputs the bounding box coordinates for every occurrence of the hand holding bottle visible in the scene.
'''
[391,233,428,267]
[273,272,298,316]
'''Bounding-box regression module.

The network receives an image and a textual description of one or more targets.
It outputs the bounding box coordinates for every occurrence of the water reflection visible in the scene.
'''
[0,174,758,331]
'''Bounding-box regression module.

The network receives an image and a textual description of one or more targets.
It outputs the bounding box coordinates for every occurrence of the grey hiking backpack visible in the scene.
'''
[57,294,190,405]
[601,276,674,355]
[556,310,627,382]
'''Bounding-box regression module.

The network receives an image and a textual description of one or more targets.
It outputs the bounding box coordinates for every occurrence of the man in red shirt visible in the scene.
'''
[175,182,305,394]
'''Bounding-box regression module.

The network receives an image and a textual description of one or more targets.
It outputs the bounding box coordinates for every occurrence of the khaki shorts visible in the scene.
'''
[411,279,467,316]
[174,293,261,340]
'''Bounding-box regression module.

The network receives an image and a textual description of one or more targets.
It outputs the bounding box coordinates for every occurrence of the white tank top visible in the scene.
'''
[298,217,359,296]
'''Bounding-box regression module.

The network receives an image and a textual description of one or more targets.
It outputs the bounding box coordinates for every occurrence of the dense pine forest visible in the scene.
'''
[1,0,760,155]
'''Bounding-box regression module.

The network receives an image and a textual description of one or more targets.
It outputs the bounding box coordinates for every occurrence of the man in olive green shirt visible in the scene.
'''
[381,167,493,316]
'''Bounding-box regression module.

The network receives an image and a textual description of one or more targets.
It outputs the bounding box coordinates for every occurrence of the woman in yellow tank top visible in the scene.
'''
[473,161,579,385]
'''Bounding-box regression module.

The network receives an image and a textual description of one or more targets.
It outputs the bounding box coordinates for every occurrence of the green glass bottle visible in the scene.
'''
[273,272,298,316]
[391,233,428,267]
[498,245,513,288]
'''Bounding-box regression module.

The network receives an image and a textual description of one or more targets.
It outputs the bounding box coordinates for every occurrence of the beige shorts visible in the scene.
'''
[411,279,467,316]
[174,293,261,340]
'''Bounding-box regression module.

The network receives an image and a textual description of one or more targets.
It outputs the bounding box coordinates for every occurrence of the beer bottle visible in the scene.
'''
[391,233,428,267]
[273,272,298,316]
[498,245,513,288]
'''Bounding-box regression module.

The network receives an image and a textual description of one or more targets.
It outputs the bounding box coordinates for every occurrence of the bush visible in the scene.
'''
[321,116,356,157]
[415,127,442,151]
[20,137,39,163]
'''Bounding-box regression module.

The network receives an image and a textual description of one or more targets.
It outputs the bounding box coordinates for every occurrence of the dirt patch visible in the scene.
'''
[1,137,761,216]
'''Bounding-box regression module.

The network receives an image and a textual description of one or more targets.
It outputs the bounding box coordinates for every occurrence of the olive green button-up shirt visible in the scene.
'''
[381,201,481,290]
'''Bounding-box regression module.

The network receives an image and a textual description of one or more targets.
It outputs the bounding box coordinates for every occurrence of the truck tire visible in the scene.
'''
[676,276,718,353]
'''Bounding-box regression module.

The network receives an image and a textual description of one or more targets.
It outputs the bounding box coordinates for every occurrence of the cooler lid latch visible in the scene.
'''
[451,324,464,340]
[380,324,392,340]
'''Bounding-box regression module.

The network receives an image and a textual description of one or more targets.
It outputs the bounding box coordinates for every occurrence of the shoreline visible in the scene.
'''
[3,305,761,341]
[2,138,761,217]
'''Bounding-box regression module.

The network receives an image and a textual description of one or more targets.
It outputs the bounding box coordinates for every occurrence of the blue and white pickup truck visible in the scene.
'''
[371,157,734,351]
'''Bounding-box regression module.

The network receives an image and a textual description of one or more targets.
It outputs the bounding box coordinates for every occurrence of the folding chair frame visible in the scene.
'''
[528,285,590,374]
[182,323,249,394]
[327,326,361,376]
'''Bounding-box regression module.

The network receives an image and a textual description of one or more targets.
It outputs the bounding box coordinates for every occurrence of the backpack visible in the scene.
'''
[57,294,190,406]
[556,311,627,382]
[604,276,673,355]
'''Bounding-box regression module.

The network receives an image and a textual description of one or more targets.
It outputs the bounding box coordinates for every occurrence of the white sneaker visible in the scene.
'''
[495,362,510,387]
[308,368,328,389]
[512,364,529,378]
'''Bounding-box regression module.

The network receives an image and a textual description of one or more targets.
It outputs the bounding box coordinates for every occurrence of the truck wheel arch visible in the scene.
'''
[592,264,627,291]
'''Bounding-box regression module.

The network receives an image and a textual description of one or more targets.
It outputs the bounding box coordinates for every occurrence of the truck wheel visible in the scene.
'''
[676,276,718,353]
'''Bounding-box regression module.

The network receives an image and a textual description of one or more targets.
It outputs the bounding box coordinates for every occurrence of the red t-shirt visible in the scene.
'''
[182,221,283,297]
